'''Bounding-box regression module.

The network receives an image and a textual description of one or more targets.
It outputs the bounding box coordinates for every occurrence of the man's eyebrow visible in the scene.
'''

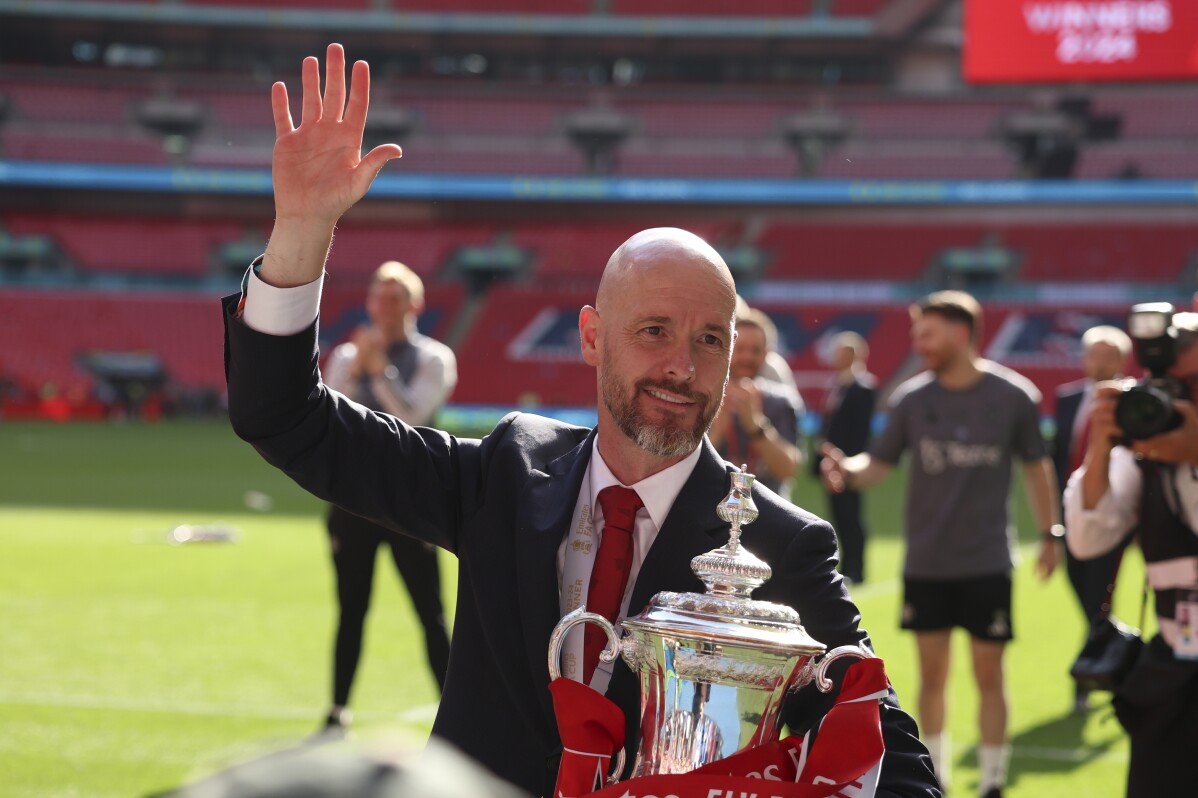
[630,316,729,335]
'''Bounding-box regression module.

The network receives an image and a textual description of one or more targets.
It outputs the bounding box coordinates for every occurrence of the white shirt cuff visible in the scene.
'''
[242,267,323,336]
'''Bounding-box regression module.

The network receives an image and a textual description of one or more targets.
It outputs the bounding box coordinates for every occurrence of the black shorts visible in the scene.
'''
[901,574,1014,642]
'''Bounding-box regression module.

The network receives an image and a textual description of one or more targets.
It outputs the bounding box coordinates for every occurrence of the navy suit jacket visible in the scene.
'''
[1053,380,1086,497]
[222,296,938,797]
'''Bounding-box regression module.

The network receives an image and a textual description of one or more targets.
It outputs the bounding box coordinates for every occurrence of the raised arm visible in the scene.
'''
[226,47,486,553]
[261,43,403,289]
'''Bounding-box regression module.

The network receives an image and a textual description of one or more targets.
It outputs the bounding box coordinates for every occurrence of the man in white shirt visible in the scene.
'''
[1064,315,1198,797]
[224,43,939,797]
[320,260,457,733]
[1052,324,1131,712]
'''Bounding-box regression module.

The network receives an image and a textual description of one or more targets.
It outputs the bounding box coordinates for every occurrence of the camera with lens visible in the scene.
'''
[1114,302,1190,442]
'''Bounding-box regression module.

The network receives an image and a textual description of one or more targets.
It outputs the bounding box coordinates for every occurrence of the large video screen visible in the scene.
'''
[964,0,1198,83]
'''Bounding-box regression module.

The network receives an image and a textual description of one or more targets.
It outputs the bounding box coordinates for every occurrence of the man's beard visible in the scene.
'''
[600,368,720,458]
[922,347,952,374]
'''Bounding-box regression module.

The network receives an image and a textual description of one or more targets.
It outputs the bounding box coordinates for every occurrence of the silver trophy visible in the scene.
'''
[548,468,871,780]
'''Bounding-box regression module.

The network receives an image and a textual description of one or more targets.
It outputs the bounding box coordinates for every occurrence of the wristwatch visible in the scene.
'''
[1041,523,1065,542]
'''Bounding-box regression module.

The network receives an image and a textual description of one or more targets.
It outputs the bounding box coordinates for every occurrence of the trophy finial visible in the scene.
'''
[694,466,770,598]
[716,464,759,552]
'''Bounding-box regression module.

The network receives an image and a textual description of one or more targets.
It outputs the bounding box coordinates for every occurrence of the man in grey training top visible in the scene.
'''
[822,291,1062,798]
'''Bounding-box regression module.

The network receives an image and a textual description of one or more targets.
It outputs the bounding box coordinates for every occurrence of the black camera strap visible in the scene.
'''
[1097,545,1149,633]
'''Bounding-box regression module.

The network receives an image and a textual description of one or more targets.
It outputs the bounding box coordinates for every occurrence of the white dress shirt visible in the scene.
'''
[241,267,324,335]
[555,438,702,693]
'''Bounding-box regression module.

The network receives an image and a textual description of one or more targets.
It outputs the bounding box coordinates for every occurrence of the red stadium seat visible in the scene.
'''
[608,0,814,16]
[453,285,596,406]
[324,222,497,278]
[0,289,225,393]
[2,214,254,277]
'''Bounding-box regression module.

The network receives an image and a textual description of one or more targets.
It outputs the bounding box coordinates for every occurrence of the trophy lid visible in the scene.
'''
[621,468,825,659]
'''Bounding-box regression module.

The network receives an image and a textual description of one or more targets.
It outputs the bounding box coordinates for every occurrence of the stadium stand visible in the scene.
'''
[512,220,737,281]
[4,64,1198,180]
[757,220,1198,282]
[0,289,224,394]
[5,209,1193,289]
[153,0,884,15]
[453,284,595,406]
[324,222,498,279]
[608,0,816,17]
[0,281,463,406]
[1,0,1196,420]
[3,214,255,277]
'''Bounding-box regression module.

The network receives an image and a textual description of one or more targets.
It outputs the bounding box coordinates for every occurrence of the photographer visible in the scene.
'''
[1064,309,1198,798]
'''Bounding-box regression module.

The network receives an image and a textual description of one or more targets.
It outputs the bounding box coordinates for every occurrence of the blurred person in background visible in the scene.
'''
[813,331,877,585]
[735,295,800,398]
[1053,324,1133,712]
[708,306,803,496]
[319,261,457,734]
[1065,312,1198,798]
[821,291,1061,798]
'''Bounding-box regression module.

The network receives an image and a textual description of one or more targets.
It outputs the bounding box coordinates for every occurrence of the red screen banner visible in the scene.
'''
[964,1,1198,83]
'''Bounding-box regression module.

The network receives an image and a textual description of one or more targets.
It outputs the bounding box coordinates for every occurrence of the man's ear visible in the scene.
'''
[956,324,973,350]
[579,305,601,367]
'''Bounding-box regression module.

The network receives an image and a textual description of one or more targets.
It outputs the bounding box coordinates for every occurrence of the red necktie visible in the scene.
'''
[583,485,644,683]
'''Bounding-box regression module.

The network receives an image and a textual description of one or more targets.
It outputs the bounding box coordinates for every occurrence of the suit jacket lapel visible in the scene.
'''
[517,428,595,739]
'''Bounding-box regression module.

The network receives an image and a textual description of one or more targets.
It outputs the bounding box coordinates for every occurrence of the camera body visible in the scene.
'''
[1115,302,1188,441]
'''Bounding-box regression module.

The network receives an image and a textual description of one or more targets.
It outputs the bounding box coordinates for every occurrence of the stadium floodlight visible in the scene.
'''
[780,109,849,178]
[999,96,1122,179]
[563,108,634,176]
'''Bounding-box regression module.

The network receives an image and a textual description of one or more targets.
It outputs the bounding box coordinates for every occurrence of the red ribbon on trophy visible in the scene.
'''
[551,658,890,798]
[550,677,627,797]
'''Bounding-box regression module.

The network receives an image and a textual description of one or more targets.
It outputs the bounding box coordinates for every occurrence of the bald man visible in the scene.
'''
[223,45,938,797]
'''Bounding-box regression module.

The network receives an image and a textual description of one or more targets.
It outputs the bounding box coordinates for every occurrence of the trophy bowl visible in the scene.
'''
[549,469,870,779]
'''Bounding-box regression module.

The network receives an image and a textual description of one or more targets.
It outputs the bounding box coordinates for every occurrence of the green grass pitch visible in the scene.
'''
[1,421,1145,796]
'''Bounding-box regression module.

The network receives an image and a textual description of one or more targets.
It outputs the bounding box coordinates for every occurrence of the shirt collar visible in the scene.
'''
[588,436,703,530]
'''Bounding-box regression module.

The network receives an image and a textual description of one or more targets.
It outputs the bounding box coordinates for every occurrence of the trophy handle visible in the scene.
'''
[547,607,627,786]
[547,606,621,681]
[814,644,874,693]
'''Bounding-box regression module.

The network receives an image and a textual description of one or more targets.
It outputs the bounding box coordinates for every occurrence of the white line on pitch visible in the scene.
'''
[0,691,439,726]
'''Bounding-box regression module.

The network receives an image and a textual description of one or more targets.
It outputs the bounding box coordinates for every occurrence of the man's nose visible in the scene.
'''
[662,340,697,382]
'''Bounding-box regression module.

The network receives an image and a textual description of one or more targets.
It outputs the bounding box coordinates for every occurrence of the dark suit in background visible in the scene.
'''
[815,372,877,583]
[1053,380,1130,628]
[223,297,939,798]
